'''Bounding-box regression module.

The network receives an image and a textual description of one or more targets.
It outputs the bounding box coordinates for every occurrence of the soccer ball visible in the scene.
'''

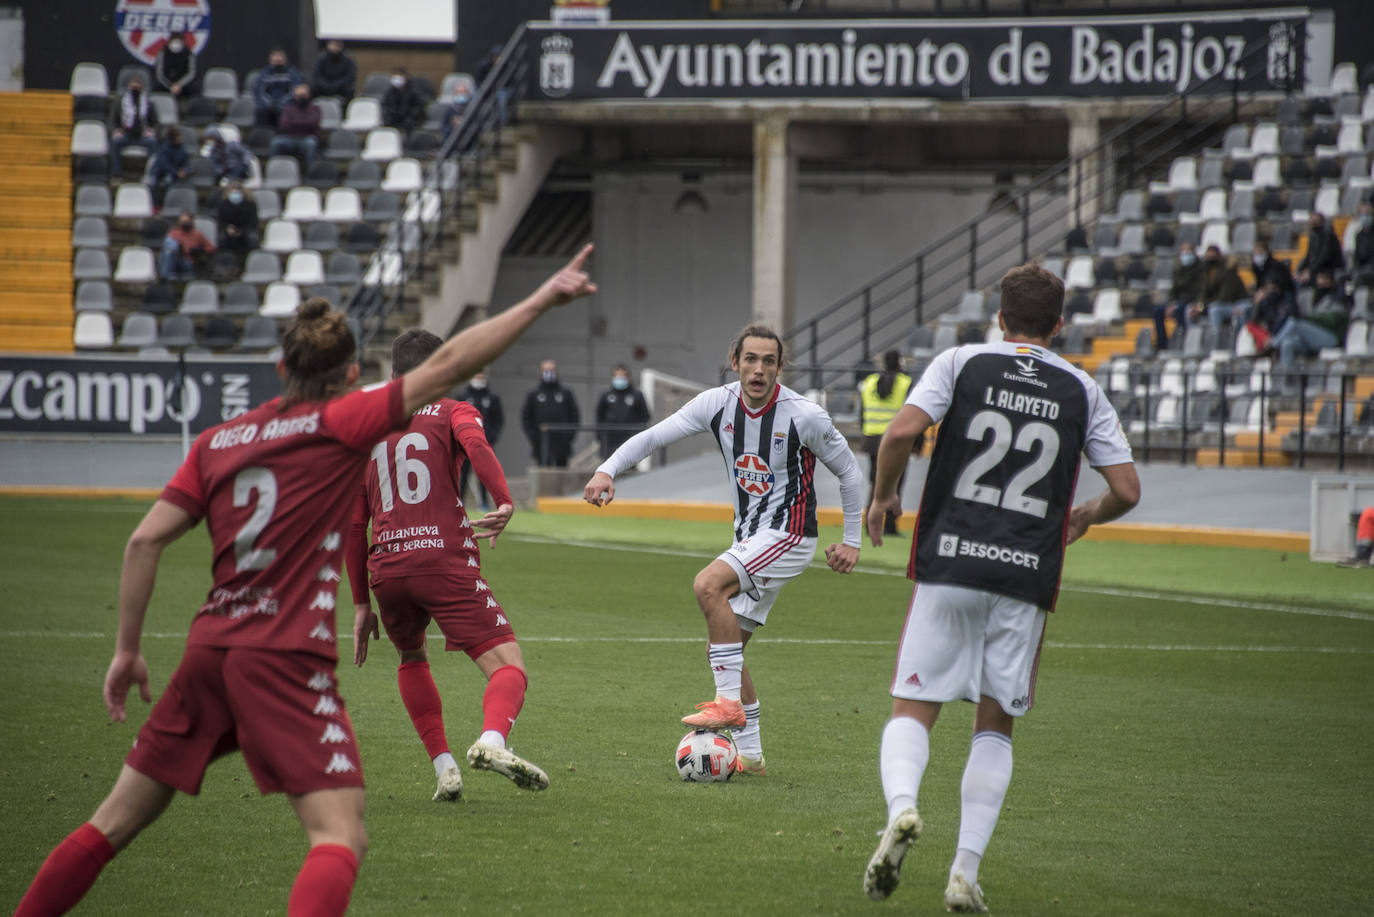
[675,729,738,782]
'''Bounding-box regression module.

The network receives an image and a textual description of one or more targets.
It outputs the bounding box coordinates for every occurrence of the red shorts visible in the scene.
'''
[370,572,516,659]
[126,646,364,796]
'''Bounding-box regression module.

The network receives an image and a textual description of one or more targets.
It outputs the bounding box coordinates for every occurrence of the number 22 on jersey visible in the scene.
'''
[371,432,433,511]
[951,409,1060,520]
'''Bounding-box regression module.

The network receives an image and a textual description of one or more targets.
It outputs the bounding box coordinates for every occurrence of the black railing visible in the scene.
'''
[344,25,531,353]
[786,40,1283,392]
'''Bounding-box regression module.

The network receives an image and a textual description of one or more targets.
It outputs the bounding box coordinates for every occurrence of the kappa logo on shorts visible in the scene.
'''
[320,532,341,551]
[307,622,334,642]
[485,596,499,609]
[495,613,507,626]
[905,672,923,687]
[463,537,477,549]
[316,564,339,582]
[733,453,774,496]
[475,579,489,592]
[324,753,357,775]
[938,533,960,557]
[307,672,333,692]
[309,591,335,611]
[319,723,349,744]
[467,556,479,567]
[312,695,340,716]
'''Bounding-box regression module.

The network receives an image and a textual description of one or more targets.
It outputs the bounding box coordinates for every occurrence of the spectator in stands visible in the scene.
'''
[1296,211,1345,287]
[154,31,197,99]
[441,87,472,147]
[159,210,216,281]
[521,359,580,467]
[382,67,427,135]
[1272,269,1349,383]
[270,83,320,169]
[310,39,356,99]
[108,75,159,174]
[1217,240,1297,335]
[253,47,304,127]
[1198,245,1249,334]
[595,365,650,459]
[216,181,259,254]
[146,126,188,208]
[202,126,251,184]
[1352,200,1374,289]
[1152,242,1204,350]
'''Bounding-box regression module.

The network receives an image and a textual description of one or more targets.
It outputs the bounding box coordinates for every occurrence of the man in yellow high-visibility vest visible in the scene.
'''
[860,350,915,536]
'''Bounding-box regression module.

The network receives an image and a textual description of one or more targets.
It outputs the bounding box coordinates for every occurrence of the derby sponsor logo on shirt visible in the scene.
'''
[733,453,774,496]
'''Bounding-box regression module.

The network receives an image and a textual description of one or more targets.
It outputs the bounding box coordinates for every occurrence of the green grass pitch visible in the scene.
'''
[1,495,1371,915]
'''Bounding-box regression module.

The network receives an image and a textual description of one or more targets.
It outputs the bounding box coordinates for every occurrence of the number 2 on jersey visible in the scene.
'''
[371,432,432,512]
[951,410,1060,519]
[233,467,278,572]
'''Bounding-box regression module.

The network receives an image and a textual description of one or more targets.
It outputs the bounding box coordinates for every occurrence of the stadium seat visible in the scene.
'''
[1199,221,1230,254]
[342,221,381,253]
[1231,221,1257,254]
[362,250,403,286]
[117,312,158,348]
[180,281,220,314]
[1220,124,1249,156]
[325,130,361,161]
[325,251,362,286]
[261,219,303,253]
[159,314,198,349]
[1167,157,1198,192]
[253,188,281,222]
[1228,188,1255,221]
[186,156,218,188]
[321,187,363,223]
[1252,156,1282,189]
[222,282,261,314]
[1330,62,1358,95]
[73,311,115,349]
[195,216,218,246]
[67,123,108,160]
[343,159,381,191]
[1313,185,1341,218]
[182,97,218,126]
[159,186,197,219]
[1276,96,1301,126]
[304,159,340,189]
[201,315,239,349]
[405,131,442,159]
[113,184,154,220]
[241,250,282,283]
[238,315,281,350]
[263,156,302,190]
[1197,189,1228,223]
[69,62,109,97]
[138,281,175,314]
[361,71,391,99]
[72,216,109,249]
[283,250,326,286]
[423,100,448,132]
[1149,257,1174,290]
[1197,157,1224,191]
[1064,255,1094,290]
[341,97,382,131]
[75,183,113,218]
[402,189,441,225]
[316,97,343,131]
[227,97,258,129]
[113,246,157,283]
[74,280,114,313]
[260,282,302,317]
[362,190,399,223]
[380,158,423,193]
[361,128,403,163]
[306,284,342,304]
[202,67,239,102]
[1093,289,1123,323]
[281,186,323,222]
[304,221,341,252]
[72,248,111,280]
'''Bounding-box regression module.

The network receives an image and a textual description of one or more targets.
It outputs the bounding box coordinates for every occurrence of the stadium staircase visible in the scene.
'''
[0,91,73,351]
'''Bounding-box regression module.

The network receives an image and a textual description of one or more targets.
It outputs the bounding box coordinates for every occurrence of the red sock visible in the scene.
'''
[287,844,358,917]
[482,665,528,741]
[14,822,116,917]
[396,660,448,760]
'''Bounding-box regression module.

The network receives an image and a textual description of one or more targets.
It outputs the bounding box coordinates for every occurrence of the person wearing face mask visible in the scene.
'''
[1221,239,1297,336]
[159,210,217,282]
[216,181,259,254]
[271,84,321,169]
[201,126,251,184]
[154,32,197,99]
[1295,211,1345,287]
[311,39,357,100]
[458,371,505,510]
[1197,245,1248,334]
[1352,200,1374,288]
[108,76,159,175]
[595,365,651,459]
[253,48,304,128]
[146,126,188,208]
[1270,269,1350,389]
[521,359,580,467]
[1152,242,1205,351]
[382,67,427,135]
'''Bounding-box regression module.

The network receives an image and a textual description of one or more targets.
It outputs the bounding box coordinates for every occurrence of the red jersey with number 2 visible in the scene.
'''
[360,398,509,585]
[158,380,407,661]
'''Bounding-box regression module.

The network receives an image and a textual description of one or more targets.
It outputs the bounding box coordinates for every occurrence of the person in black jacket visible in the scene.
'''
[521,359,579,467]
[154,32,197,99]
[595,365,650,459]
[216,181,259,254]
[108,75,158,174]
[458,370,504,509]
[1352,199,1374,289]
[310,40,356,99]
[381,68,426,135]
[1296,211,1345,287]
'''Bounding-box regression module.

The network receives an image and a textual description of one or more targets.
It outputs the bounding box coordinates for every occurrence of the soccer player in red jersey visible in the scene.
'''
[13,245,596,917]
[346,328,547,802]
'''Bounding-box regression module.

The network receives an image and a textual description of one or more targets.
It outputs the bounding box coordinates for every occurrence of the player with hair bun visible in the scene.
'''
[13,246,597,917]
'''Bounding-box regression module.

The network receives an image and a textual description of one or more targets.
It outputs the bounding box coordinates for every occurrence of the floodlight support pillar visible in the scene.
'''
[752,112,796,334]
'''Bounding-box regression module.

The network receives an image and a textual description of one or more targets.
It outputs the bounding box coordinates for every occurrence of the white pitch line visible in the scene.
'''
[1,631,1369,655]
[502,534,1374,622]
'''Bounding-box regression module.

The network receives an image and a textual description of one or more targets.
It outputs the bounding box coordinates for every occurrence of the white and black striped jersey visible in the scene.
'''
[907,341,1133,610]
[596,382,864,546]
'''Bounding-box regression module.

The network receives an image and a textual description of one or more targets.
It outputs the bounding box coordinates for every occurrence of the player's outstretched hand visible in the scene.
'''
[353,603,379,667]
[866,494,902,547]
[825,543,859,574]
[104,649,151,723]
[473,503,515,548]
[534,243,598,310]
[583,471,615,507]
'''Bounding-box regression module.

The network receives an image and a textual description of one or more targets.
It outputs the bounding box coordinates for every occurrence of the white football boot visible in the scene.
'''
[863,807,922,901]
[433,765,463,802]
[943,871,988,913]
[466,741,549,791]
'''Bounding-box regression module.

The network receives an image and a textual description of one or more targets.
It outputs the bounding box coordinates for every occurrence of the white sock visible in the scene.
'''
[880,716,930,824]
[478,729,506,750]
[707,642,744,701]
[954,730,1013,882]
[734,701,762,756]
[433,751,458,778]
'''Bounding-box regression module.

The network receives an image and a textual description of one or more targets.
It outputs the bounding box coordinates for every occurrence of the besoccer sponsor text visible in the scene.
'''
[937,533,1039,569]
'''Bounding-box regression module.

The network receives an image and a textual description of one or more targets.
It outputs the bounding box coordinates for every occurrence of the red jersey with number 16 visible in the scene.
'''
[158,380,407,661]
[359,398,511,585]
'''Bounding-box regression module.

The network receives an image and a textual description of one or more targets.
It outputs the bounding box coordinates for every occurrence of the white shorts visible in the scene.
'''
[717,529,817,631]
[889,581,1047,717]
